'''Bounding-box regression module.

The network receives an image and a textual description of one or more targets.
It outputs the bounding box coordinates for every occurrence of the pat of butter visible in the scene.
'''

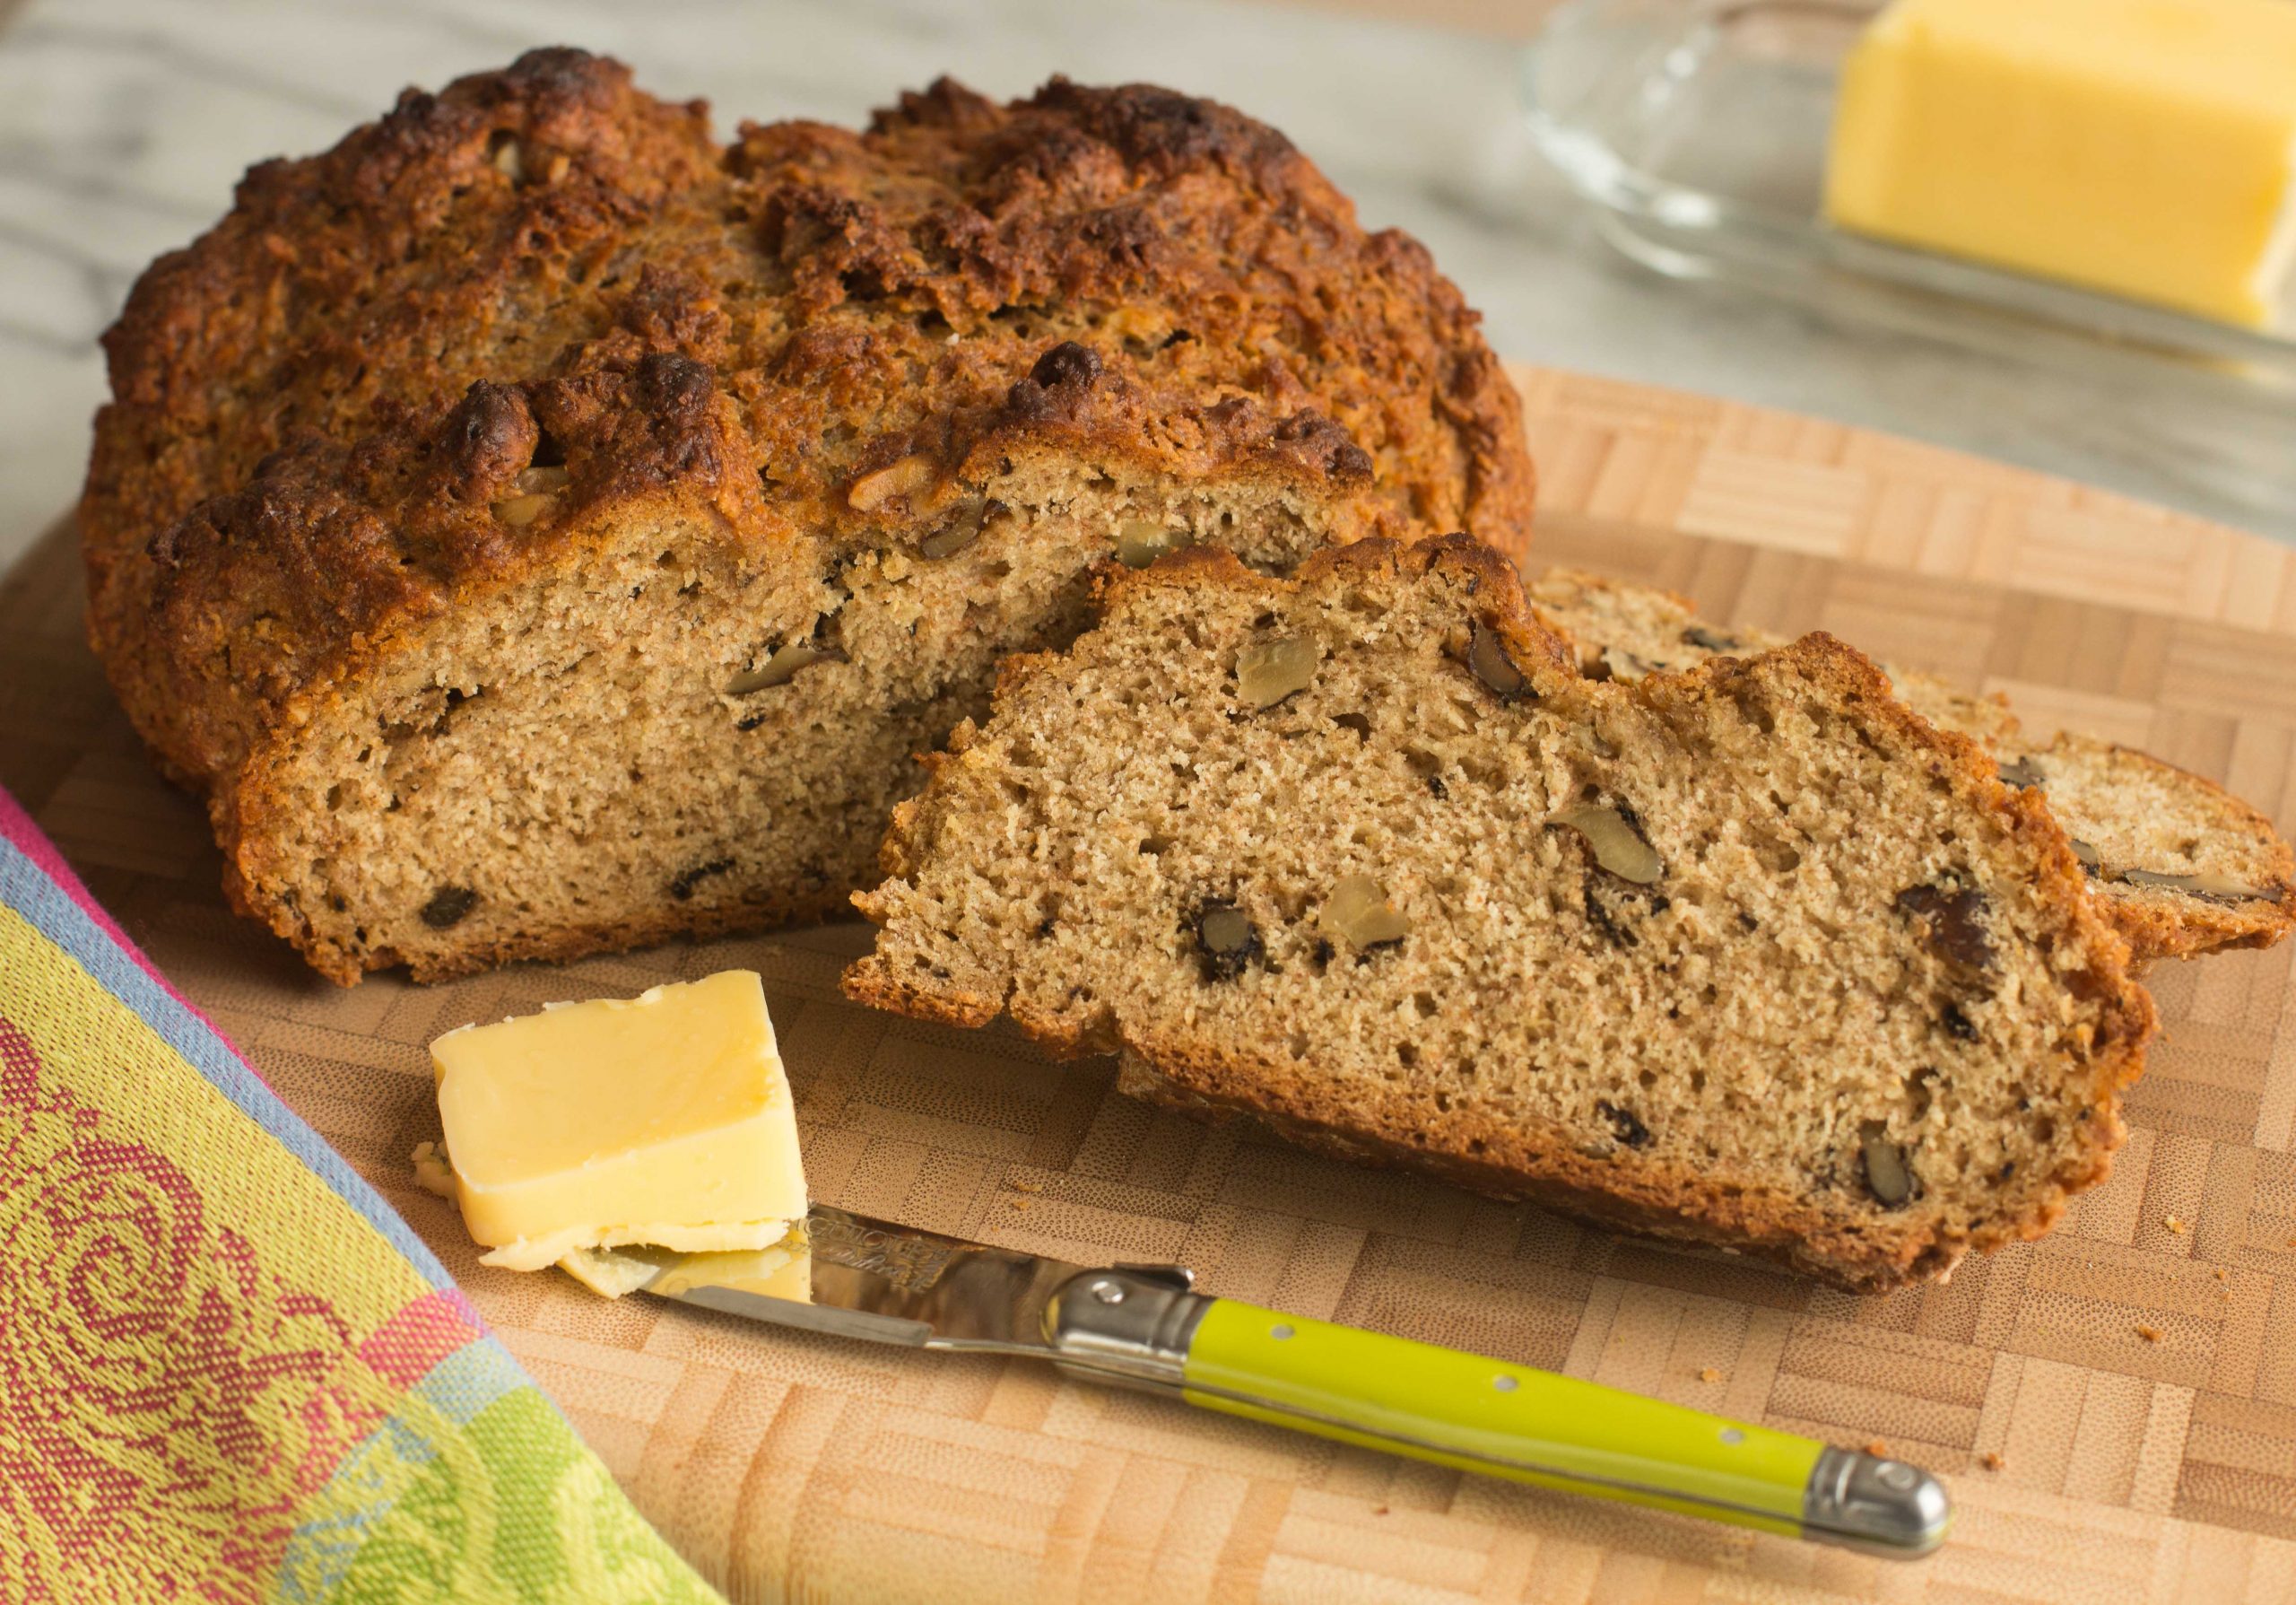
[1826,0,2296,327]
[430,970,806,1275]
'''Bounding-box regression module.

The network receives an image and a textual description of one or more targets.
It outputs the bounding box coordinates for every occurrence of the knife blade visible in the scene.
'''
[616,1204,1948,1559]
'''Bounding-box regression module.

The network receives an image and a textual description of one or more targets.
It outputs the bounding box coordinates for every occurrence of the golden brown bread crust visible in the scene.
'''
[85,48,1533,811]
[848,537,2156,1291]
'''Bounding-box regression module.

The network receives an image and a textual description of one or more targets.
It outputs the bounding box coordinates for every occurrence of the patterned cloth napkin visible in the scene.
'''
[0,786,722,1603]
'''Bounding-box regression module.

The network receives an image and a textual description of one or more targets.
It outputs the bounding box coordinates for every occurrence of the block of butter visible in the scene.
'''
[1826,0,2296,327]
[429,969,807,1282]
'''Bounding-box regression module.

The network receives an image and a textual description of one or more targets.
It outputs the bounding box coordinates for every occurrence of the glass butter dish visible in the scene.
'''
[1520,0,2296,519]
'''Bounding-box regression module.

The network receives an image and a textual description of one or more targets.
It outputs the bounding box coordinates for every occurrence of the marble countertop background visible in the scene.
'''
[1,0,2286,577]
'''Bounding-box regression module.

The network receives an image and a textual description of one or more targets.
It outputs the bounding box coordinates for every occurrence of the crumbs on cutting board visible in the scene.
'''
[2135,1324,2163,1344]
[1865,1439,1889,1458]
[1698,1367,1723,1383]
[1979,1452,2005,1472]
[2161,1216,2188,1234]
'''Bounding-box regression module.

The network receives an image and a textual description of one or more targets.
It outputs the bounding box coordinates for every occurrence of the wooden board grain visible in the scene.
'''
[6,363,2296,1603]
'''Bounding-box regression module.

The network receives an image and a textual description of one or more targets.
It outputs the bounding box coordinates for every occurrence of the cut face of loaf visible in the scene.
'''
[211,444,1345,982]
[847,537,2154,1290]
[84,54,1534,982]
[1525,570,2296,962]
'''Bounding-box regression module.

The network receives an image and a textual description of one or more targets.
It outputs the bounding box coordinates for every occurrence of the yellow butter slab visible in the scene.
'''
[1827,0,2296,327]
[431,970,806,1272]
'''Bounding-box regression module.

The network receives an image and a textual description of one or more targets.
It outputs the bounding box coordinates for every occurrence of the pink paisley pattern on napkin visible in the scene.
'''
[0,1016,376,1601]
[0,782,722,1602]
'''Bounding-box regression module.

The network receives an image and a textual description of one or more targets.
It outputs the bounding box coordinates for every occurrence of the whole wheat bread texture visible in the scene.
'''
[845,537,2154,1290]
[81,51,1532,983]
[1526,570,2296,962]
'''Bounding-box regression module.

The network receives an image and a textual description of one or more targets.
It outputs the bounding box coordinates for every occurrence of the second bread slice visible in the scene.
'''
[1525,569,2296,961]
[847,537,2154,1289]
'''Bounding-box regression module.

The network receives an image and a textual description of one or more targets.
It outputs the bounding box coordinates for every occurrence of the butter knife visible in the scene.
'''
[613,1204,1949,1558]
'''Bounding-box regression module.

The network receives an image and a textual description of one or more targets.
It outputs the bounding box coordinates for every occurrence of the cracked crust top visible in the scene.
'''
[83,50,1533,790]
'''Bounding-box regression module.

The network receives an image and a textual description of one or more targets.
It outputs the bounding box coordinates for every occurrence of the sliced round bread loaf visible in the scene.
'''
[1526,570,2296,961]
[847,537,2155,1290]
[83,52,1531,982]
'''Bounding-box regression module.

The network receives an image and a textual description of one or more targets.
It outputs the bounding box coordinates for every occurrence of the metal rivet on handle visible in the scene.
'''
[1493,1375,1519,1392]
[1091,1279,1126,1305]
[1719,1427,1745,1445]
[1878,1461,1918,1491]
[1270,1323,1294,1340]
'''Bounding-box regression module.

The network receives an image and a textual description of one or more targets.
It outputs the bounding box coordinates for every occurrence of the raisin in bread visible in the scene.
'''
[1526,569,2296,961]
[83,51,1532,984]
[846,537,2154,1290]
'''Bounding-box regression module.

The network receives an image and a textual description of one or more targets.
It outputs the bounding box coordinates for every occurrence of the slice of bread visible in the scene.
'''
[82,54,1532,983]
[1526,570,2296,962]
[846,537,2154,1290]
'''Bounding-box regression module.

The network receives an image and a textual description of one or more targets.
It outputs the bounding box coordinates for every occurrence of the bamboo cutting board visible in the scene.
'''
[4,363,2296,1604]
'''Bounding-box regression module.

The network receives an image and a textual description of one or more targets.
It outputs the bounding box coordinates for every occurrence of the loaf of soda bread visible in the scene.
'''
[82,50,1532,983]
[846,537,2154,1290]
[1526,570,2296,961]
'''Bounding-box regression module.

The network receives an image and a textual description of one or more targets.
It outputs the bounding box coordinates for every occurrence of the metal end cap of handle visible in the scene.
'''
[1041,1268,1209,1391]
[1803,1446,1952,1558]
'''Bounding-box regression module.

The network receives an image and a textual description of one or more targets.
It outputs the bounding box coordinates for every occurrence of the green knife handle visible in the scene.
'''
[1043,1272,1947,1557]
[1187,1296,1822,1534]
